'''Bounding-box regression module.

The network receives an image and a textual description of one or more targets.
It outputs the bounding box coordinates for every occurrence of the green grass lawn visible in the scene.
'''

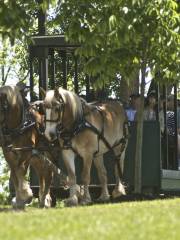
[1,198,180,240]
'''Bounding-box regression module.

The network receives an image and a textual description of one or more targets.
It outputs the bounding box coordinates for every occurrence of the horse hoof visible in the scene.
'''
[64,196,78,207]
[11,198,25,210]
[24,196,33,205]
[112,187,126,199]
[79,198,92,206]
[39,196,52,208]
[95,195,110,203]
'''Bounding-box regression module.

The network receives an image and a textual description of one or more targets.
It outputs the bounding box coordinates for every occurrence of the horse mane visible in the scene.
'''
[59,88,84,123]
[0,85,24,128]
[0,85,23,107]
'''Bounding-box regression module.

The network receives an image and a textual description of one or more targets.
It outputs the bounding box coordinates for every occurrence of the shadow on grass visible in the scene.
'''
[110,193,180,203]
[0,206,25,212]
[92,193,180,205]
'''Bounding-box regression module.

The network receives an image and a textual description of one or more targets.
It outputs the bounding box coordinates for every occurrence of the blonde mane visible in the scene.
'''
[60,88,83,123]
[0,85,23,127]
[0,85,23,107]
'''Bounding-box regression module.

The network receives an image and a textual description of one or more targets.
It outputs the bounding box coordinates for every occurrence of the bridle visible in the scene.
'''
[45,94,65,129]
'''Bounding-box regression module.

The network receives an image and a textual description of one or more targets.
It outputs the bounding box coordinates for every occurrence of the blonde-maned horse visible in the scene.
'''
[0,85,66,209]
[43,87,128,206]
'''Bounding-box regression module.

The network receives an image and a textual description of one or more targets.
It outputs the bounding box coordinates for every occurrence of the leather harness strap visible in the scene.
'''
[57,105,128,180]
[57,103,128,162]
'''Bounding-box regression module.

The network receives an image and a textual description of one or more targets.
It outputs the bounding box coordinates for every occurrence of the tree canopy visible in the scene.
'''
[0,0,179,88]
[56,0,180,87]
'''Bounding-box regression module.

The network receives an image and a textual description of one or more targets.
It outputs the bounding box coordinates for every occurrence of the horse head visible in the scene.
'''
[0,86,23,130]
[29,100,45,134]
[43,87,83,142]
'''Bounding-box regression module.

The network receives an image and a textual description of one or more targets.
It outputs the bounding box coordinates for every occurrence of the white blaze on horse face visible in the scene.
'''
[44,108,57,141]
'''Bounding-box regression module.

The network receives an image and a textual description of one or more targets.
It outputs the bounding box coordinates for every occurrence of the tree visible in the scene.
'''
[0,1,58,41]
[56,0,180,192]
[0,1,58,86]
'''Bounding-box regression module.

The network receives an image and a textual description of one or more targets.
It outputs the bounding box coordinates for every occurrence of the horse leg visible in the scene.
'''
[112,147,126,199]
[7,155,32,208]
[62,150,78,206]
[79,154,93,205]
[4,151,33,209]
[11,164,33,209]
[30,155,53,208]
[38,172,52,208]
[93,155,110,202]
[38,169,53,208]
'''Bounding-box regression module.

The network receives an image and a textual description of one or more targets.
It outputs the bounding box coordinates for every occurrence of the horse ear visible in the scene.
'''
[40,87,46,99]
[54,87,60,99]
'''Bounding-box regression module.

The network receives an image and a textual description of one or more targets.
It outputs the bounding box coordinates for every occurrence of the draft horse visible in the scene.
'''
[0,85,66,208]
[43,87,128,206]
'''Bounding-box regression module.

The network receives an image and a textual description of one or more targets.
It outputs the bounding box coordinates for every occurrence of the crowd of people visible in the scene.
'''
[125,91,180,170]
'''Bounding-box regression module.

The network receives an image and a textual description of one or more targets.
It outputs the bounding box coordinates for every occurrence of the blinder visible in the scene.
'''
[45,95,65,124]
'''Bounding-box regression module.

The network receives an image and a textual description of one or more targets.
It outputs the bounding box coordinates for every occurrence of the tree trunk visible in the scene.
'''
[134,59,146,193]
[130,69,139,94]
[119,76,130,104]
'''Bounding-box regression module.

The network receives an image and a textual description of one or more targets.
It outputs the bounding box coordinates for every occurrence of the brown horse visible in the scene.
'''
[43,87,128,206]
[0,85,66,209]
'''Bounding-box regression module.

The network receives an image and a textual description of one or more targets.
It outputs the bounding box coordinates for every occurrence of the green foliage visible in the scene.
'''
[0,37,32,85]
[57,0,180,87]
[1,199,180,239]
[0,0,58,41]
[0,0,59,86]
[0,0,179,91]
[0,0,36,42]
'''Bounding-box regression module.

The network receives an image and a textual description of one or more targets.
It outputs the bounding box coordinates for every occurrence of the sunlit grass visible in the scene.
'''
[1,198,180,240]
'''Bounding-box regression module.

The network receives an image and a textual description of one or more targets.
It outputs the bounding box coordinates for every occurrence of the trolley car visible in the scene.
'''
[29,35,180,198]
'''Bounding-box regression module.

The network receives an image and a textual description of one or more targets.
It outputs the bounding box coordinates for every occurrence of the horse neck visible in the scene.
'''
[63,104,77,131]
[62,94,82,131]
[6,100,23,129]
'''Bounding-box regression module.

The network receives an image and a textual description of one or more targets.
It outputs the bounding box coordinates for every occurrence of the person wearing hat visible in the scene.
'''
[125,93,140,122]
[166,94,180,169]
[143,90,157,121]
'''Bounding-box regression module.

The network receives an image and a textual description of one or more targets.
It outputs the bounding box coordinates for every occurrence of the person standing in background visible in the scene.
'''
[125,93,140,122]
[143,90,157,121]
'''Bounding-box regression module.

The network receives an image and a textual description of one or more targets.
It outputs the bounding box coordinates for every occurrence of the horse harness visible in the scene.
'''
[0,97,36,149]
[0,94,67,183]
[0,95,56,154]
[46,96,129,169]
